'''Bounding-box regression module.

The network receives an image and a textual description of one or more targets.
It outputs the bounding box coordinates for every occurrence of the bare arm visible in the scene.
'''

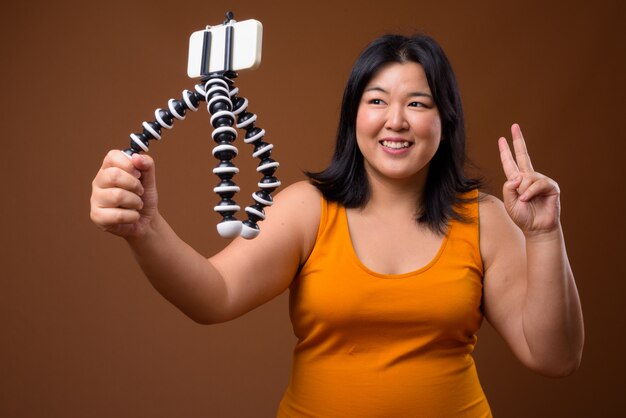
[90,150,320,324]
[480,124,584,377]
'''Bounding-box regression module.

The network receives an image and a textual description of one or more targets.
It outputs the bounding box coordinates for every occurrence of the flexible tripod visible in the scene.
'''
[122,13,279,240]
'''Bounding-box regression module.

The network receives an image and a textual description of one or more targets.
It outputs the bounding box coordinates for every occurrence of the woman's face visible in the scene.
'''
[356,62,442,186]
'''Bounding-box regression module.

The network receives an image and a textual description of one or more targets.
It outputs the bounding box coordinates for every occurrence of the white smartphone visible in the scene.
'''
[187,19,263,78]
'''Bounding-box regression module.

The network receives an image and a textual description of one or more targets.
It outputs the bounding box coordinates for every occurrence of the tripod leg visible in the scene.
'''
[205,76,243,238]
[231,86,281,240]
[124,88,205,157]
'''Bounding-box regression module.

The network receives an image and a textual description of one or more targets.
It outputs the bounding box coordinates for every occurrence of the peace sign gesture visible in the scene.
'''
[498,124,561,236]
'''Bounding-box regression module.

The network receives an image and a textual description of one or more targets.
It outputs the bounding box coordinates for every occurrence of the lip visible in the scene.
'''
[379,137,413,154]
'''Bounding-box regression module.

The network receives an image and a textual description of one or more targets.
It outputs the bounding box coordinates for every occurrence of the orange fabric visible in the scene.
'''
[277,189,491,417]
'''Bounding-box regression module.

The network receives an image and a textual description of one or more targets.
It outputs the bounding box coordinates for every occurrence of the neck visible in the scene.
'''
[363,167,428,218]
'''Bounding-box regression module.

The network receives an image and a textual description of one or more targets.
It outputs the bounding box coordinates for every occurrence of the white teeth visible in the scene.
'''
[381,140,410,149]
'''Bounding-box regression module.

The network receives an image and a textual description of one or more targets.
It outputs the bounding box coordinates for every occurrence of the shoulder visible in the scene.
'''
[478,192,512,226]
[273,180,322,218]
[478,192,505,220]
[275,180,322,201]
[270,181,322,263]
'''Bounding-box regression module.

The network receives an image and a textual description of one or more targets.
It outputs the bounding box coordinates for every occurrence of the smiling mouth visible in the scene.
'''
[380,140,411,149]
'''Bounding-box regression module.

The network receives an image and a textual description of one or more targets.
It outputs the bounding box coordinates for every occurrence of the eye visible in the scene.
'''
[368,98,385,105]
[408,101,428,108]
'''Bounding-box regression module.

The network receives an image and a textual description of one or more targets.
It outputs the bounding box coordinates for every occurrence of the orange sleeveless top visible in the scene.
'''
[277,189,491,417]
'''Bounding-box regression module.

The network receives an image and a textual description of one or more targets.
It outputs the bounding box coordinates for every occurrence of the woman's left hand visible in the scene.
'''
[498,123,561,236]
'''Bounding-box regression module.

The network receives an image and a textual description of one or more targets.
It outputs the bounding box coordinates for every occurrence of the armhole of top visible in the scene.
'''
[299,195,328,270]
[315,195,329,243]
[455,188,484,276]
[475,190,485,277]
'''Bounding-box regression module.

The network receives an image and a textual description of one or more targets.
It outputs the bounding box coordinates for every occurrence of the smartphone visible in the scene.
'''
[187,19,263,78]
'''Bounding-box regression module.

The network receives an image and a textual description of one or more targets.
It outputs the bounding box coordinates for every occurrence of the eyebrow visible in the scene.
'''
[364,86,433,99]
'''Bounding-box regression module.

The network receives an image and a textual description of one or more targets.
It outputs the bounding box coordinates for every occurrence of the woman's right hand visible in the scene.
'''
[90,150,159,238]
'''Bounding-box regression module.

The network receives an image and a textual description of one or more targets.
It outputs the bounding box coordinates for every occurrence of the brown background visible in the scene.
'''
[1,0,624,416]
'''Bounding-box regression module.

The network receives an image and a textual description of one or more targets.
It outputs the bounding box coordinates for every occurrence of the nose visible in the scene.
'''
[385,104,409,131]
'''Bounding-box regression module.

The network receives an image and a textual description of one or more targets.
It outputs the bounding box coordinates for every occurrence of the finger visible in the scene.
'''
[131,154,157,191]
[498,137,520,180]
[101,150,142,178]
[516,172,540,196]
[93,187,144,210]
[91,207,141,228]
[511,124,534,173]
[519,177,560,202]
[502,174,523,204]
[93,166,144,196]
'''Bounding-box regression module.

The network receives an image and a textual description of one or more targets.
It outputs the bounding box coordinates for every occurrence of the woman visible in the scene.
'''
[90,34,584,417]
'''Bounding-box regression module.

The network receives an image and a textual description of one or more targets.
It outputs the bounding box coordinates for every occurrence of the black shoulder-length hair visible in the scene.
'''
[306,34,481,233]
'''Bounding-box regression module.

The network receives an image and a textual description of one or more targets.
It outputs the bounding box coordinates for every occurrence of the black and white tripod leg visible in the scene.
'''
[123,87,205,158]
[231,86,281,239]
[205,76,243,238]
